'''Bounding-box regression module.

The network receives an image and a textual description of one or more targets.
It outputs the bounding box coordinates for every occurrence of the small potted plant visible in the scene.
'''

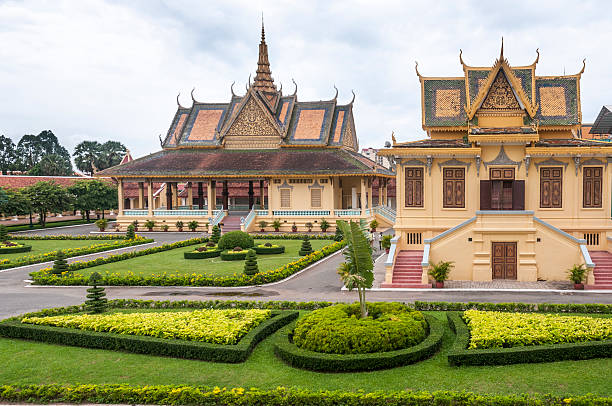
[162,224,169,232]
[258,220,268,232]
[381,234,392,254]
[144,219,155,232]
[428,260,454,288]
[291,222,298,233]
[567,264,589,290]
[131,220,139,232]
[320,218,330,232]
[305,222,313,232]
[188,220,198,232]
[175,220,184,232]
[369,219,379,232]
[272,219,281,232]
[94,218,108,232]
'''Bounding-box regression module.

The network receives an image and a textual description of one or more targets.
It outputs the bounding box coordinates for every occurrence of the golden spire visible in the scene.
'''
[499,37,504,61]
[252,15,277,93]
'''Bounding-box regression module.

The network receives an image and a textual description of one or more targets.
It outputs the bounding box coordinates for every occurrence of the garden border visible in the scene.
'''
[0,244,32,254]
[254,245,285,254]
[446,311,612,366]
[183,249,221,259]
[0,310,298,363]
[273,313,444,372]
[415,301,612,314]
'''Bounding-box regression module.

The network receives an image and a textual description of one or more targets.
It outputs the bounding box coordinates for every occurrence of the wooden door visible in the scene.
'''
[492,242,517,279]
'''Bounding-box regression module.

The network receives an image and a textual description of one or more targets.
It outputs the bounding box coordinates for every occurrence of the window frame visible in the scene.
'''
[442,167,465,208]
[583,166,603,209]
[279,188,291,209]
[310,188,322,208]
[539,166,563,208]
[404,167,424,208]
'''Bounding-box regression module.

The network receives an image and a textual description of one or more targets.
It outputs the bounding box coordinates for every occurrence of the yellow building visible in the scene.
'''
[380,44,612,288]
[97,24,394,233]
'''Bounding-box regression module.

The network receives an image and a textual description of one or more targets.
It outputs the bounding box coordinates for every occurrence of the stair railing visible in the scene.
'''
[240,208,256,232]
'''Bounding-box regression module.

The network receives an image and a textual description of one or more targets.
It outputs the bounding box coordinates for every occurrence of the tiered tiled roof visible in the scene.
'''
[392,139,471,148]
[0,175,106,189]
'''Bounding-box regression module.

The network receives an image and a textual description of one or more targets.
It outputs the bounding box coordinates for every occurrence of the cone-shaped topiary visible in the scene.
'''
[211,225,221,243]
[51,250,69,275]
[0,225,8,242]
[334,225,344,242]
[243,249,259,275]
[299,235,313,256]
[85,272,107,314]
[125,224,135,240]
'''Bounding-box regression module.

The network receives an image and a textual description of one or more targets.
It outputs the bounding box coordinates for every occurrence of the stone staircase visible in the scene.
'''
[220,212,247,232]
[381,250,430,288]
[587,251,612,289]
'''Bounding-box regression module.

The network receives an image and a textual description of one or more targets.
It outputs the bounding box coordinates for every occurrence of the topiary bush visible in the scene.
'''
[51,250,69,276]
[293,302,427,354]
[218,230,254,251]
[125,224,135,239]
[298,236,313,256]
[85,272,107,314]
[243,250,259,275]
[0,224,8,242]
[211,225,221,243]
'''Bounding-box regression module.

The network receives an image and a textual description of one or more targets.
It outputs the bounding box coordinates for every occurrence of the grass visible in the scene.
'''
[0,311,610,396]
[77,239,330,278]
[0,240,123,261]
[5,218,96,232]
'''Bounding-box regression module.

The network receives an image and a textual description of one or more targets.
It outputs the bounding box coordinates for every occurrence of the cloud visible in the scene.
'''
[0,0,610,158]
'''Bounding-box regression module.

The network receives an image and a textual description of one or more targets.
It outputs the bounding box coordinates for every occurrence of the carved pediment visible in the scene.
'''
[226,96,280,137]
[481,71,520,110]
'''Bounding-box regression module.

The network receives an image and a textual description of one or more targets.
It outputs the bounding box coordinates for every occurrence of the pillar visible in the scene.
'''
[378,178,383,206]
[367,178,373,209]
[138,182,144,209]
[351,187,358,209]
[384,179,389,206]
[206,181,213,217]
[171,183,178,209]
[147,179,154,216]
[118,179,124,214]
[360,178,367,215]
[223,181,229,210]
[267,178,273,212]
[187,182,193,209]
[259,180,265,209]
[165,182,172,210]
[248,181,254,209]
[198,182,204,210]
[211,180,216,210]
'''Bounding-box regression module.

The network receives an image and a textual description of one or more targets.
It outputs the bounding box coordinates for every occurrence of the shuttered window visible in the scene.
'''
[405,167,423,207]
[280,188,291,208]
[583,167,602,208]
[540,167,563,208]
[443,168,465,208]
[310,188,322,208]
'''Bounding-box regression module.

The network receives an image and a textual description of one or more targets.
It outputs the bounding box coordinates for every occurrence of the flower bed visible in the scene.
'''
[184,246,221,259]
[293,303,427,354]
[0,242,32,254]
[463,310,612,349]
[22,309,272,345]
[254,243,285,254]
[0,237,152,270]
[12,234,128,241]
[220,249,249,261]
[29,239,345,287]
[447,311,612,366]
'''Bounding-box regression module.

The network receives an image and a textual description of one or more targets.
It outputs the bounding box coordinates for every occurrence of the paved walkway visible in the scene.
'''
[0,223,611,319]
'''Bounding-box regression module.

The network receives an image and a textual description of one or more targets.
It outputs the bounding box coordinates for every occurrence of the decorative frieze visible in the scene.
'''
[483,145,522,170]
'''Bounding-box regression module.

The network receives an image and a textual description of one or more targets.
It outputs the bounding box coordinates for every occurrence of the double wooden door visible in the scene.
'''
[492,242,517,280]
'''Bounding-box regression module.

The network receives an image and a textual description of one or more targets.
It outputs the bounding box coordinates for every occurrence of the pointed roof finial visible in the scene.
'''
[261,12,265,41]
[252,15,277,93]
[500,37,504,61]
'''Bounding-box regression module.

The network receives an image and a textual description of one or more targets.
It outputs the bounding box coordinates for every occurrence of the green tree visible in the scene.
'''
[24,181,72,226]
[68,179,117,221]
[243,249,259,275]
[16,130,71,172]
[1,188,33,226]
[28,153,72,176]
[99,141,127,169]
[85,272,107,314]
[299,235,313,256]
[73,141,102,176]
[336,220,374,319]
[51,250,69,275]
[0,135,17,174]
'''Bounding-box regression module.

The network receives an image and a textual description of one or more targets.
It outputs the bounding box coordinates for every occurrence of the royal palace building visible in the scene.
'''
[379,43,612,288]
[97,24,395,233]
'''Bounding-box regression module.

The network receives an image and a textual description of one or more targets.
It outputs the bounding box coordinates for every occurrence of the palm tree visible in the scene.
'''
[336,220,374,318]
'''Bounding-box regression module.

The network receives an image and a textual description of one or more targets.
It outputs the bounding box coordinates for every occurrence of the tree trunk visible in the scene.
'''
[40,211,46,227]
[85,210,90,222]
[28,212,33,228]
[101,210,105,219]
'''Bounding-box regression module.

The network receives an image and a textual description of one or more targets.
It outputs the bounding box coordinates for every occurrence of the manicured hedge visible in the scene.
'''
[183,249,221,259]
[30,239,345,287]
[446,312,612,366]
[11,234,127,240]
[220,249,248,261]
[1,237,152,270]
[4,218,96,232]
[415,301,612,314]
[0,244,32,253]
[0,384,607,406]
[0,310,298,363]
[253,233,335,240]
[254,244,285,254]
[274,314,444,372]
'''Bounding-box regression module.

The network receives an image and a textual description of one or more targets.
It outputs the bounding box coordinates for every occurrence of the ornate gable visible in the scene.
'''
[224,93,281,137]
[481,70,520,110]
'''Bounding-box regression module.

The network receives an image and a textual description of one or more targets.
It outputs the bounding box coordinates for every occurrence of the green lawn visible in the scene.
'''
[78,239,331,277]
[1,240,123,261]
[0,311,610,396]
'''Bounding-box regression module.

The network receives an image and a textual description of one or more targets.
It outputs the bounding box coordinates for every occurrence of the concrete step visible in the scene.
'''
[586,284,612,290]
[381,283,431,288]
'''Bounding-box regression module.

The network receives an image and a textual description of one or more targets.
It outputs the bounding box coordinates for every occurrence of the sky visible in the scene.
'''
[0,0,611,159]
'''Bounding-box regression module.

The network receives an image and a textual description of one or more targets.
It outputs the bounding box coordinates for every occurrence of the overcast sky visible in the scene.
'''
[0,0,610,159]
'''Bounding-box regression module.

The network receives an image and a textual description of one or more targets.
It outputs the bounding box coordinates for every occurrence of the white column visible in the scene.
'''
[207,181,213,218]
[117,179,124,214]
[187,182,193,209]
[360,178,367,215]
[267,178,273,213]
[351,186,358,209]
[138,182,144,209]
[147,179,154,216]
[367,179,373,209]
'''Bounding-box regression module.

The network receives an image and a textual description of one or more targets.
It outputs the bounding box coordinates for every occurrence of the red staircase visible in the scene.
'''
[381,250,430,288]
[586,251,612,289]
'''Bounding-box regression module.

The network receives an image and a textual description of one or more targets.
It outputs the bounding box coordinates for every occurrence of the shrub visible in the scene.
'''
[131,220,139,230]
[414,300,612,313]
[428,260,454,282]
[125,224,135,239]
[220,250,249,261]
[211,225,221,242]
[293,303,427,354]
[320,218,330,232]
[305,222,313,231]
[0,224,8,241]
[218,230,254,250]
[291,222,297,232]
[258,220,267,231]
[51,250,69,276]
[175,220,184,230]
[94,218,108,231]
[183,248,221,259]
[244,250,259,275]
[272,219,281,231]
[162,224,169,231]
[144,220,155,230]
[254,244,285,255]
[188,220,199,231]
[85,272,107,314]
[298,236,313,256]
[369,219,379,230]
[334,226,344,241]
[206,242,216,247]
[381,234,392,250]
[568,264,589,284]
